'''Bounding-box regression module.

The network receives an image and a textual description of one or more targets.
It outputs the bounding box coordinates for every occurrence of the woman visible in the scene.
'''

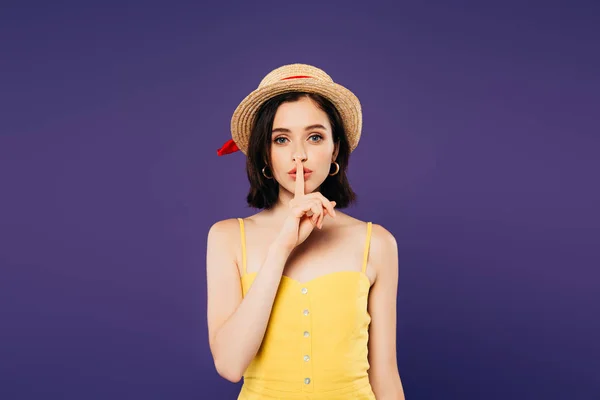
[207,63,405,399]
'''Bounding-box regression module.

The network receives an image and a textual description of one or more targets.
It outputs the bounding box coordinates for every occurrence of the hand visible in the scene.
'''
[276,158,337,252]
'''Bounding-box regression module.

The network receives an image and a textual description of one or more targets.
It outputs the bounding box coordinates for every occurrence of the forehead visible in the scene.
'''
[272,97,330,130]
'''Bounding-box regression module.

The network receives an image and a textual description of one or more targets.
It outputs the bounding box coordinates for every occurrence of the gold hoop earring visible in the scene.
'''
[262,165,273,179]
[329,161,340,176]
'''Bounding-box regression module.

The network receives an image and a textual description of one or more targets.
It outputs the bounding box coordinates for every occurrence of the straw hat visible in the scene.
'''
[217,63,362,156]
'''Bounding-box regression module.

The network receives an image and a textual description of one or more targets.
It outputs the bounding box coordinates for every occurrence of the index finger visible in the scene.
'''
[294,158,304,199]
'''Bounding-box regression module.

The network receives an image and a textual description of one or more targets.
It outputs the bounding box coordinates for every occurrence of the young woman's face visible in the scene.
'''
[269,96,338,194]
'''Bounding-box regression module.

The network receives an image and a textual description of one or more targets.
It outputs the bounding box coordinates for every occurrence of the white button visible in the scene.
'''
[303,309,309,316]
[303,331,309,337]
[304,355,310,361]
[304,378,311,384]
[301,287,308,294]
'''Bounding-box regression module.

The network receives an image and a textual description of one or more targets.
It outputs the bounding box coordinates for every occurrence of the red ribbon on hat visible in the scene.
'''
[217,75,313,156]
[217,138,240,156]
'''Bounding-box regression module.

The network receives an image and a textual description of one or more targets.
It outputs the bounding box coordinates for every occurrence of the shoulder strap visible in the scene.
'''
[237,218,247,276]
[361,222,372,273]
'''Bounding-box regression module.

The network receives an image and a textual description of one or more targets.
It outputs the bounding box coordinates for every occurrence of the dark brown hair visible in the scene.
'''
[245,92,357,210]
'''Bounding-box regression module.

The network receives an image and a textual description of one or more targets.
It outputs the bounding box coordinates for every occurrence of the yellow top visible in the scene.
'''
[236,218,376,399]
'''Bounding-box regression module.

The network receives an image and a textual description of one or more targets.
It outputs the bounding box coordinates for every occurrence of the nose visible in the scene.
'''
[293,152,307,163]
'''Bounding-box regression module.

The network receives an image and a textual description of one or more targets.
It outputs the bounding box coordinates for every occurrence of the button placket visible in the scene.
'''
[300,285,314,392]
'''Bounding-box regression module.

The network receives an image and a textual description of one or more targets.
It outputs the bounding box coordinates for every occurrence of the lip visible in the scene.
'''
[288,167,313,174]
[289,172,312,179]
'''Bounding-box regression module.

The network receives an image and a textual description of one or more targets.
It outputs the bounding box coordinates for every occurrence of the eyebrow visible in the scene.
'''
[272,124,327,134]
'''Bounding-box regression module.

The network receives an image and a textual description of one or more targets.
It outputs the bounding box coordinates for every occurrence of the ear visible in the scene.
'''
[332,140,340,161]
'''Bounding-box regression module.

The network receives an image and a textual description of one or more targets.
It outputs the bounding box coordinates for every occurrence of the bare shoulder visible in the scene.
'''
[337,212,396,246]
[341,214,398,281]
[369,222,399,282]
[208,217,240,236]
[370,222,397,251]
[207,218,242,266]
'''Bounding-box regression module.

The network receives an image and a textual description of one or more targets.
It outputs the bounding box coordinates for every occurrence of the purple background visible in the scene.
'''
[1,1,599,399]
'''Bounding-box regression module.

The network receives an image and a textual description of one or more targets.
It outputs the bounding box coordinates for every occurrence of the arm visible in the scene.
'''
[367,224,406,399]
[206,219,291,383]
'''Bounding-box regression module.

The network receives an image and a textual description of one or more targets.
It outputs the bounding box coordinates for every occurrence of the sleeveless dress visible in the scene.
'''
[236,218,377,400]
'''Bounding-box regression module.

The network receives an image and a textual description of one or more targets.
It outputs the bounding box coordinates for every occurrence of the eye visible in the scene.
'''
[273,134,323,144]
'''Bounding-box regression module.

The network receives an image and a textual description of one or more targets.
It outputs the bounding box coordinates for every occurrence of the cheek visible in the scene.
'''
[270,152,285,173]
[314,152,333,171]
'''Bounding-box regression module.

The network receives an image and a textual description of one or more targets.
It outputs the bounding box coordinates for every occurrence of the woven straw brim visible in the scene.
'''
[230,78,362,156]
